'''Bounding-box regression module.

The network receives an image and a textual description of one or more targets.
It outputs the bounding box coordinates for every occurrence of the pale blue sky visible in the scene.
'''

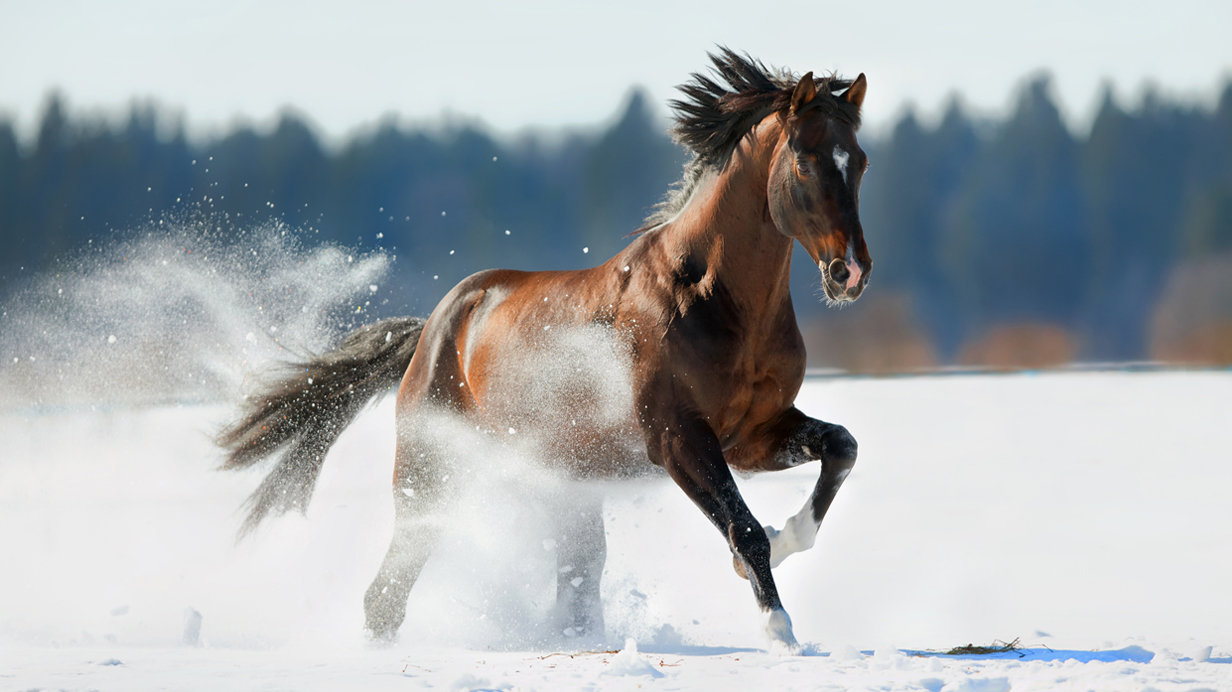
[2,0,1230,141]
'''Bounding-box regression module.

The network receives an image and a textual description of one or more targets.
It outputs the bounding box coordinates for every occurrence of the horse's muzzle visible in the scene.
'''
[820,257,867,302]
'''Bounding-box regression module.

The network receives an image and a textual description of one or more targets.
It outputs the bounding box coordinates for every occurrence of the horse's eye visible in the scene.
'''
[795,160,813,178]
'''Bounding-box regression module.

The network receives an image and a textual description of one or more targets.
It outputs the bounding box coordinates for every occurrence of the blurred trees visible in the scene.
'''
[2,77,1231,367]
[849,76,1232,367]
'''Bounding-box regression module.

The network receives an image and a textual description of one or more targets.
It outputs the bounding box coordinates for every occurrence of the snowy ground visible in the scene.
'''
[2,371,1230,691]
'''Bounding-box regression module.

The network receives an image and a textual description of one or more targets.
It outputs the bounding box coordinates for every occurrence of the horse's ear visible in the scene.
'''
[844,73,868,109]
[790,72,816,115]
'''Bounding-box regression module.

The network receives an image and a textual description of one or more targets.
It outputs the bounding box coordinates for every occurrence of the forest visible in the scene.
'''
[2,76,1230,371]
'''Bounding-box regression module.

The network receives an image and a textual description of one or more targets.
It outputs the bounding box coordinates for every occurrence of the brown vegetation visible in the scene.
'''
[958,324,1078,369]
[802,292,938,374]
[1150,254,1232,365]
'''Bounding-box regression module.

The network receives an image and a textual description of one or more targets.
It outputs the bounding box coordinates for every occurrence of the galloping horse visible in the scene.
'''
[219,49,872,652]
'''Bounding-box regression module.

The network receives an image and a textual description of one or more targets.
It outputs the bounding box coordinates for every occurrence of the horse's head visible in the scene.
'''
[767,72,871,304]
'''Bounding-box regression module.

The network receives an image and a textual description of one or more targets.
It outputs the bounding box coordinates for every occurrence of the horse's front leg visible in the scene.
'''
[735,407,859,573]
[643,411,800,653]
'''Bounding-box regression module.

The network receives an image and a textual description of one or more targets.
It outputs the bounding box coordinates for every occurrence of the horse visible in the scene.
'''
[218,49,872,653]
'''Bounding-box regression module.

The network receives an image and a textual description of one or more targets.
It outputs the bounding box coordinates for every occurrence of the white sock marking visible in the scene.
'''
[762,607,801,654]
[764,496,821,568]
[832,146,850,185]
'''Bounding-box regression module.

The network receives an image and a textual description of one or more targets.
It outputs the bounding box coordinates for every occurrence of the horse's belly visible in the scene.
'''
[473,323,652,479]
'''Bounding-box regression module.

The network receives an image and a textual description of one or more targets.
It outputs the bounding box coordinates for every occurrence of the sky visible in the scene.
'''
[2,0,1231,142]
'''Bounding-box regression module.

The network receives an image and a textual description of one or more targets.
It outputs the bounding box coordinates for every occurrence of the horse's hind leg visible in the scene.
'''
[363,495,439,639]
[363,434,452,640]
[551,489,606,639]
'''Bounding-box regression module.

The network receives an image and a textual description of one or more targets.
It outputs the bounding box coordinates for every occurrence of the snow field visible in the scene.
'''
[5,642,1226,692]
[1,371,1230,690]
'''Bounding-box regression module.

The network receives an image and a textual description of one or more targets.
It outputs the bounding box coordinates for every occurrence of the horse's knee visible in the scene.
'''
[729,515,777,588]
[729,516,772,566]
[821,425,857,470]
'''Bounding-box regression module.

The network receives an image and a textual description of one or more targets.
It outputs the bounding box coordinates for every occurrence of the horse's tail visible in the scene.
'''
[217,315,426,537]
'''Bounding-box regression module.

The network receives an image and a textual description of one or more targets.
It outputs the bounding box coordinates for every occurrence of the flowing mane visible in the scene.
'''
[641,48,862,231]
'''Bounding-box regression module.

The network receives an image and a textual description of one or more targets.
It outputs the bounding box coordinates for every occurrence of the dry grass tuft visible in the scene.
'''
[943,638,1022,656]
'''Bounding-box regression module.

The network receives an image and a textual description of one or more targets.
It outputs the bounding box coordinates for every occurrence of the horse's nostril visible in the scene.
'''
[827,258,849,284]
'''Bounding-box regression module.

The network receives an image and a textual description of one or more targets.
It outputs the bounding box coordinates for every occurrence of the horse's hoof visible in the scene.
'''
[763,607,801,655]
[364,626,398,647]
[732,554,749,580]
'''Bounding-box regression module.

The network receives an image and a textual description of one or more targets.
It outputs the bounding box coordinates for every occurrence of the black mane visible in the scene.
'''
[641,48,861,230]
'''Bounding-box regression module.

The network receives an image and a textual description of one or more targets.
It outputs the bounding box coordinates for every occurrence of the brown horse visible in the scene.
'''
[218,49,872,652]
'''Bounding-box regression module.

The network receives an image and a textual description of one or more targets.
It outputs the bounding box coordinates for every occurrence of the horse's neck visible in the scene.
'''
[667,129,795,318]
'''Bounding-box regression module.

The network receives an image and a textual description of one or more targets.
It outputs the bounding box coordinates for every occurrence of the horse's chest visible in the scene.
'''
[685,325,805,445]
[709,371,795,443]
[667,297,802,375]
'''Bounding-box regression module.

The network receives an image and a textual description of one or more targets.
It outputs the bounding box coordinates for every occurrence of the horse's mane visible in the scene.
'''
[640,48,862,231]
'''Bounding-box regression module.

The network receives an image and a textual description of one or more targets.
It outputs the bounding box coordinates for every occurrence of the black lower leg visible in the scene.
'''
[728,509,782,612]
[811,424,858,523]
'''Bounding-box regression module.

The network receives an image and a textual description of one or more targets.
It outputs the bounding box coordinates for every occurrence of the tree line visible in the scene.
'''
[2,77,1230,367]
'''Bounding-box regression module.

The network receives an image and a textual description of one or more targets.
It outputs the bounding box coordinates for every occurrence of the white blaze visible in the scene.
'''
[844,241,862,290]
[832,146,850,185]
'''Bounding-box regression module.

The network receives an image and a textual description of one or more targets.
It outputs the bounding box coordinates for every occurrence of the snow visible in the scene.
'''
[601,638,665,678]
[2,371,1231,691]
